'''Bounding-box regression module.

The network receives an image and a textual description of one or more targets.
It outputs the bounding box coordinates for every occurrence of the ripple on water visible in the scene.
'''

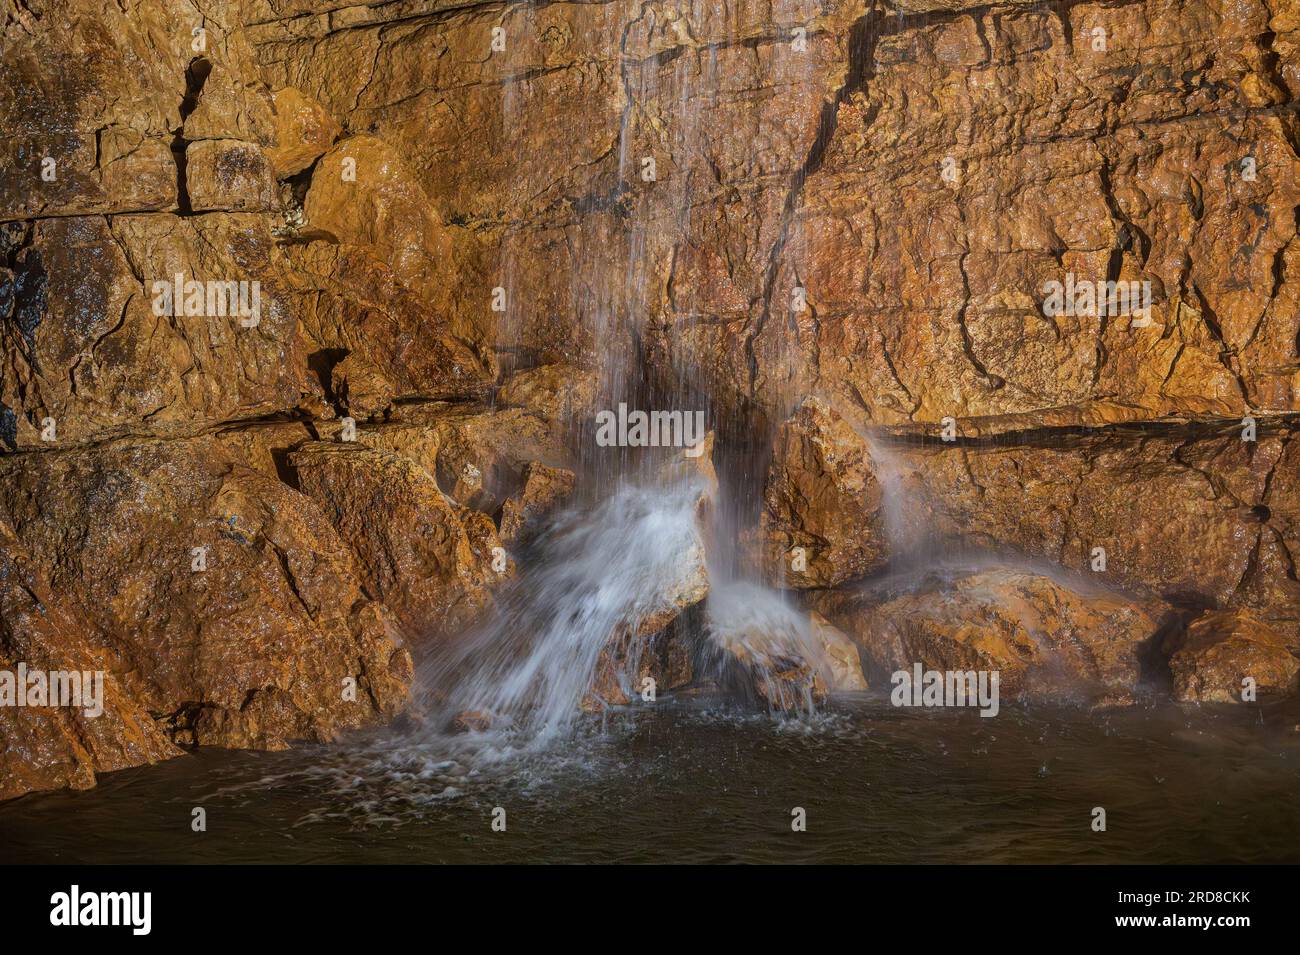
[0,696,1297,863]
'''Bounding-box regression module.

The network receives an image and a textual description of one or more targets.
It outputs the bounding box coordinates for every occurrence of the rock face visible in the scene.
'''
[814,569,1170,702]
[0,524,181,800]
[290,443,509,639]
[3,0,1299,796]
[760,397,889,588]
[0,435,414,788]
[871,423,1300,635]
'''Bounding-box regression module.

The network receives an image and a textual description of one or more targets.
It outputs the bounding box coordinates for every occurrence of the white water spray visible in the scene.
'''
[421,475,709,743]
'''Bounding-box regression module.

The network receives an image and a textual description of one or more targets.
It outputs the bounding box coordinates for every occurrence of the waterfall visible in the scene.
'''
[418,472,709,744]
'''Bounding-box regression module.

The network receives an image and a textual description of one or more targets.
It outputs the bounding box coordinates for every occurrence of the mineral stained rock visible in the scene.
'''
[3,0,1299,797]
[813,569,1171,703]
[0,435,414,793]
[760,397,889,588]
[1164,610,1300,703]
[290,442,509,639]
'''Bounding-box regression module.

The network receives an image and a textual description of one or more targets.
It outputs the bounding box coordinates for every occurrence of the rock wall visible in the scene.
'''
[2,0,1298,797]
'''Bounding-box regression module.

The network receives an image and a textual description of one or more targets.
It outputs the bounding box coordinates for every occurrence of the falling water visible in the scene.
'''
[418,473,710,743]
[405,1,853,748]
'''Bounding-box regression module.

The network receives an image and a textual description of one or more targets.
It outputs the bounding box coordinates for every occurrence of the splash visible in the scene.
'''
[418,474,709,744]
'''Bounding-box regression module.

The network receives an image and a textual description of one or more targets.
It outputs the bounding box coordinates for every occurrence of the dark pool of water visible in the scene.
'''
[2,695,1297,864]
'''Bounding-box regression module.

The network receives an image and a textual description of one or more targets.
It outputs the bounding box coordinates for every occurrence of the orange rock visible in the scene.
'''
[185,139,278,212]
[815,569,1170,702]
[1164,610,1300,703]
[499,462,577,545]
[267,87,339,178]
[0,435,413,796]
[761,398,888,588]
[290,443,508,643]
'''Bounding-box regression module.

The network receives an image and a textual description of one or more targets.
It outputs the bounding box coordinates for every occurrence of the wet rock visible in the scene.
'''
[0,525,181,800]
[387,402,575,513]
[180,53,276,147]
[1164,611,1300,703]
[877,425,1299,623]
[1,0,193,219]
[814,569,1170,702]
[499,462,577,545]
[0,435,413,792]
[638,1,1300,432]
[303,136,456,314]
[584,618,696,711]
[449,709,494,734]
[582,456,716,709]
[267,87,339,178]
[810,612,868,692]
[185,139,278,212]
[497,362,599,428]
[761,398,888,588]
[717,636,824,712]
[0,213,312,448]
[703,581,866,710]
[287,241,494,409]
[289,443,509,642]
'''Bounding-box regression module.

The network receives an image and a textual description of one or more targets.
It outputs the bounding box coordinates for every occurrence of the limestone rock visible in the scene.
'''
[584,617,697,711]
[267,87,339,178]
[876,424,1296,620]
[761,398,888,588]
[303,136,454,312]
[1165,611,1300,703]
[703,581,867,711]
[810,612,868,692]
[814,569,1170,702]
[286,241,494,409]
[290,443,508,642]
[390,402,575,513]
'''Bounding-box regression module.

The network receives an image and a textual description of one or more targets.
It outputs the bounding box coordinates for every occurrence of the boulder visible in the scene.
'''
[0,435,413,785]
[0,525,181,800]
[499,462,577,545]
[267,87,339,178]
[704,581,867,711]
[814,569,1170,702]
[1165,610,1300,703]
[286,241,494,410]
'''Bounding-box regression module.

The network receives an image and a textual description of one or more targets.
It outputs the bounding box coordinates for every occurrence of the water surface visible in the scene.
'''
[3,695,1297,864]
